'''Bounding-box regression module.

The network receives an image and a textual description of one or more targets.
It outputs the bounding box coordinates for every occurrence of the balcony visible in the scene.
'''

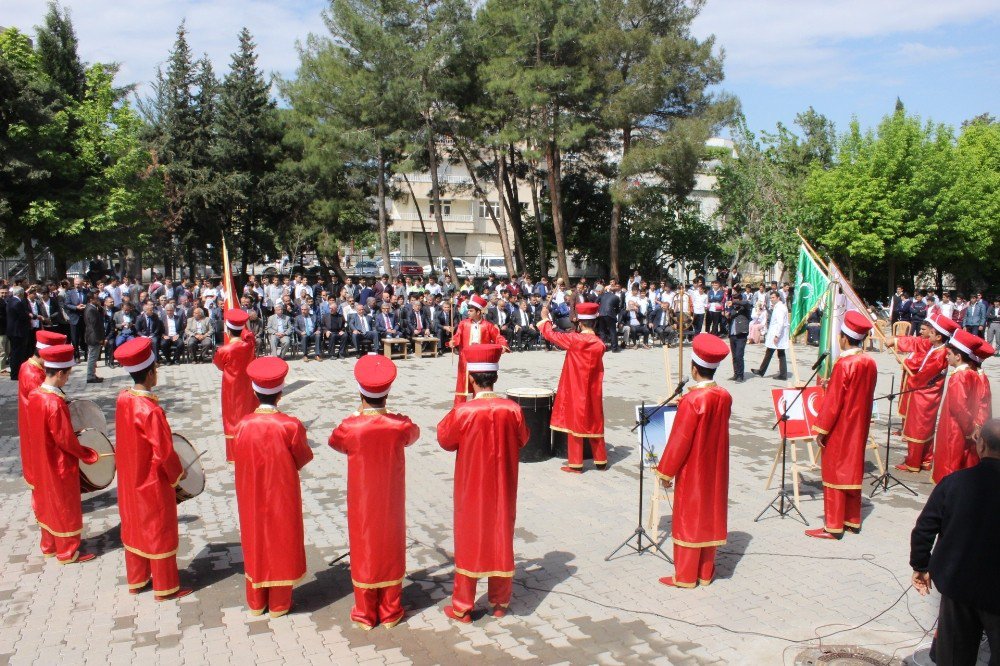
[394,173,471,185]
[390,213,475,234]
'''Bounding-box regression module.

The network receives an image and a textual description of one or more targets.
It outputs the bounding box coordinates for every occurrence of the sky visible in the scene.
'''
[2,0,998,138]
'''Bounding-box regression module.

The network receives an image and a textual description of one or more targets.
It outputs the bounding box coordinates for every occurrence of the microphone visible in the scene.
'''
[666,376,689,403]
[812,351,830,371]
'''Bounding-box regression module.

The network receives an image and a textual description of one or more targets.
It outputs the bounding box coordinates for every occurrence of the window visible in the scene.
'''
[478,201,500,219]
[429,200,452,217]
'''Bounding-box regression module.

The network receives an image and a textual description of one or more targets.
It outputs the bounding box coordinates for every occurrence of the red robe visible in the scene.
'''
[539,321,605,437]
[655,382,732,547]
[811,349,878,490]
[115,389,184,559]
[895,337,930,418]
[438,393,529,577]
[214,334,258,461]
[896,338,946,444]
[932,366,979,484]
[328,409,420,587]
[28,386,99,538]
[17,357,46,487]
[976,368,992,430]
[233,408,313,588]
[449,318,507,405]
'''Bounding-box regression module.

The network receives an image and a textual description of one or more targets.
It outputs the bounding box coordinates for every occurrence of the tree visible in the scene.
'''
[34,1,85,102]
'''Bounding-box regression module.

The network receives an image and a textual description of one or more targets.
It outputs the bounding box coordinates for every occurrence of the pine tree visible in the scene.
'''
[34,1,85,102]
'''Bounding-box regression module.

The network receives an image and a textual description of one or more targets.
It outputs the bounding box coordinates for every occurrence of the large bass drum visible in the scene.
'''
[507,388,554,463]
[78,428,116,493]
[173,434,205,503]
[69,399,108,436]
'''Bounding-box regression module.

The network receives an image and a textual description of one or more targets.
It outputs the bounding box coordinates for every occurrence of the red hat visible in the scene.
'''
[950,329,980,357]
[841,310,874,340]
[35,329,67,351]
[464,343,503,372]
[354,353,397,399]
[225,309,249,331]
[40,343,76,369]
[691,333,729,369]
[247,356,289,395]
[929,313,958,337]
[468,294,487,311]
[975,341,995,364]
[576,302,598,320]
[114,337,155,372]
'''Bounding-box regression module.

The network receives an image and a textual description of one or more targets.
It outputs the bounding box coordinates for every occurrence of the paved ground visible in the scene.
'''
[2,339,996,665]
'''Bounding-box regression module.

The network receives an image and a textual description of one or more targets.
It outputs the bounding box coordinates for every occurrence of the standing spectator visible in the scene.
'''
[964,293,986,336]
[752,291,789,380]
[692,284,708,335]
[954,295,968,326]
[910,419,1000,665]
[910,294,929,335]
[0,284,8,375]
[64,278,88,359]
[938,292,956,321]
[596,283,621,353]
[986,298,1000,352]
[5,286,31,380]
[706,281,725,335]
[889,286,905,325]
[436,300,457,352]
[726,292,751,382]
[83,292,105,383]
[748,300,768,345]
[266,303,293,358]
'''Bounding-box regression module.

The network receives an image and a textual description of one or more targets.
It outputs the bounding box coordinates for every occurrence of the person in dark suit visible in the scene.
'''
[135,302,163,359]
[64,278,89,358]
[436,300,457,352]
[596,284,621,352]
[406,293,432,339]
[83,291,106,382]
[648,297,677,347]
[349,303,379,356]
[375,301,402,340]
[321,299,348,358]
[5,286,32,380]
[294,304,323,361]
[158,303,186,364]
[910,419,1000,665]
[888,286,904,326]
[0,285,8,375]
[511,299,539,350]
[620,301,649,348]
[725,292,751,382]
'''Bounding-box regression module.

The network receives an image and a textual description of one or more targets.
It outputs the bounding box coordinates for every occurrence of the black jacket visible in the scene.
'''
[136,312,163,339]
[84,303,105,346]
[910,458,1000,613]
[598,291,621,318]
[5,296,31,338]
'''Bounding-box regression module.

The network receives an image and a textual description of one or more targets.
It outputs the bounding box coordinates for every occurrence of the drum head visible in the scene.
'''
[173,434,205,500]
[507,387,554,398]
[78,429,115,492]
[69,399,108,436]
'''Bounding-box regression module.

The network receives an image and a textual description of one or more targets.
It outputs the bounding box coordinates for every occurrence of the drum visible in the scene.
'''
[549,391,593,461]
[69,399,108,436]
[79,429,116,493]
[507,388,555,462]
[173,434,205,504]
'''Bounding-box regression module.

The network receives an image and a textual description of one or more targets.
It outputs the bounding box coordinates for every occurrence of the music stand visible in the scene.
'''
[605,399,673,562]
[869,376,918,498]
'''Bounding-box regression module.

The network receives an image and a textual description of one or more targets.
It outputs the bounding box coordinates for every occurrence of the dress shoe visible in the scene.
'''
[728,375,738,381]
[594,463,608,471]
[560,466,582,474]
[156,588,193,602]
[774,374,788,380]
[751,369,763,377]
[444,606,472,624]
[86,377,104,384]
[657,576,694,588]
[845,525,861,535]
[491,606,507,618]
[804,528,841,540]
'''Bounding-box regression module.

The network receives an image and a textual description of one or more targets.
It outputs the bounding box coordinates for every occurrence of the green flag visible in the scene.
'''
[790,245,830,335]
[817,281,837,379]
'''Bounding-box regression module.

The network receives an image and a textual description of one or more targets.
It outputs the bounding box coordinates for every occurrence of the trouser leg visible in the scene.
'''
[777,349,787,378]
[87,344,101,378]
[245,579,267,614]
[844,489,862,531]
[40,525,56,557]
[981,605,1000,666]
[758,347,774,373]
[566,435,584,469]
[379,584,404,626]
[151,556,180,597]
[451,573,478,616]
[823,486,845,534]
[698,547,717,585]
[351,587,378,628]
[671,545,699,587]
[0,334,9,372]
[935,594,986,666]
[731,336,746,379]
[694,314,704,334]
[487,576,513,609]
[50,530,82,563]
[267,585,293,617]
[903,439,927,471]
[124,550,151,590]
[590,437,607,466]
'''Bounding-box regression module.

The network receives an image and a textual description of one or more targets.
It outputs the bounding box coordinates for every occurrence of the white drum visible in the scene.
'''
[69,399,108,436]
[78,428,116,493]
[173,434,205,503]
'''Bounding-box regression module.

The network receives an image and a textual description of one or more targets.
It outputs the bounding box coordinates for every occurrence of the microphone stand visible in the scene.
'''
[869,376,921,498]
[605,383,686,562]
[754,361,822,525]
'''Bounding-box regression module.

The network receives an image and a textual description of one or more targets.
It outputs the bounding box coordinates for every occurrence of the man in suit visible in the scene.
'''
[888,286,905,325]
[113,302,138,347]
[648,296,678,347]
[0,285,8,375]
[596,283,621,353]
[136,302,163,360]
[620,301,649,348]
[910,419,1000,664]
[437,300,457,353]
[158,303,186,365]
[706,280,726,336]
[83,291,106,383]
[64,278,88,358]
[349,303,378,357]
[294,304,322,361]
[266,303,293,358]
[511,299,539,351]
[375,301,402,340]
[321,297,348,358]
[6,286,32,380]
[184,307,214,362]
[406,293,432,339]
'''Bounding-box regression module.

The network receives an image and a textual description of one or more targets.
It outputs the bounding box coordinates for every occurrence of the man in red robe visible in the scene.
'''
[114,337,191,600]
[438,344,529,622]
[887,315,954,472]
[28,344,100,563]
[807,311,878,539]
[656,334,732,588]
[449,294,507,406]
[214,309,258,463]
[974,342,994,436]
[19,330,66,489]
[538,301,607,473]
[233,356,313,617]
[329,354,420,630]
[932,330,984,484]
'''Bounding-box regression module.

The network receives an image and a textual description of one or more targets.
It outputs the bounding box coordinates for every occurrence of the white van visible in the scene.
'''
[473,255,508,278]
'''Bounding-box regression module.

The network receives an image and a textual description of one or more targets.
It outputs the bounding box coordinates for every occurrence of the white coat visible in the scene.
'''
[765,300,789,350]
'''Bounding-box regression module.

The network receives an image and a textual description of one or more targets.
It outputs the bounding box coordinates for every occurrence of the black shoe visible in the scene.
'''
[86,377,104,384]
[735,377,746,383]
[774,374,788,380]
[728,375,738,381]
[751,369,763,377]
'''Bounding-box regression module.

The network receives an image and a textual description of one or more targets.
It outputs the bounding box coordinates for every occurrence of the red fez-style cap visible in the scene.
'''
[40,344,76,369]
[225,309,249,330]
[468,294,487,311]
[841,310,874,340]
[950,328,979,357]
[691,333,729,369]
[975,341,994,364]
[354,353,397,399]
[247,356,289,394]
[35,330,67,350]
[464,343,503,372]
[576,302,598,320]
[929,313,958,337]
[114,337,155,372]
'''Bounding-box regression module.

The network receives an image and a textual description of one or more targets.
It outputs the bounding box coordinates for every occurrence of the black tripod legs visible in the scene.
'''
[605,526,672,562]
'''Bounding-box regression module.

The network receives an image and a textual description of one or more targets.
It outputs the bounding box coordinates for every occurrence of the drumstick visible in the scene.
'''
[97,452,115,457]
[183,450,208,474]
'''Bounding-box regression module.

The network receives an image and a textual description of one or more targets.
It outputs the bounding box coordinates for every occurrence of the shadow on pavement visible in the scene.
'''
[184,541,243,593]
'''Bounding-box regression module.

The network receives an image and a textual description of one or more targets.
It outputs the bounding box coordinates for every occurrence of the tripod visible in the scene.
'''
[755,367,820,525]
[605,396,678,562]
[869,376,919,498]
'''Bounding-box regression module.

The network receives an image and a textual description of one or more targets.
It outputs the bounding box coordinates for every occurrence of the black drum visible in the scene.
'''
[549,390,593,461]
[507,388,555,462]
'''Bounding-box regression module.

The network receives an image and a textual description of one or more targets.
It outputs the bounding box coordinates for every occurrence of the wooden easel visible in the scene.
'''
[764,435,885,508]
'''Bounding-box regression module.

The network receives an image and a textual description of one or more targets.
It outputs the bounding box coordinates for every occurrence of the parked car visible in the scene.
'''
[422,257,474,277]
[354,260,380,277]
[398,260,424,277]
[473,255,508,278]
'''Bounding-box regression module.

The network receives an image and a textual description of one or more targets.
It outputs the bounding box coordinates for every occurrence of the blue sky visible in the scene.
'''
[3,0,998,137]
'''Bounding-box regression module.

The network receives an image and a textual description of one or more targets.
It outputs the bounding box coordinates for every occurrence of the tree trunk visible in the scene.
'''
[527,158,546,277]
[494,149,516,278]
[454,143,514,278]
[426,118,460,287]
[23,235,37,282]
[886,259,896,299]
[52,249,68,280]
[935,267,943,294]
[329,249,348,283]
[402,173,436,274]
[545,140,570,284]
[609,126,632,282]
[377,146,394,280]
[503,145,527,274]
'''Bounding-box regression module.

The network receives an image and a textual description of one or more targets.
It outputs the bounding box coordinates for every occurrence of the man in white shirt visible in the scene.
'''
[159,303,184,364]
[938,292,955,321]
[692,284,708,334]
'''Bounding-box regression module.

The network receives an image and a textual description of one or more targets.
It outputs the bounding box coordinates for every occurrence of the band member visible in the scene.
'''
[449,294,507,406]
[974,342,994,434]
[28,344,100,563]
[233,357,313,618]
[656,334,732,588]
[806,311,878,539]
[538,301,607,473]
[19,330,66,488]
[437,344,529,622]
[932,330,984,484]
[887,314,955,472]
[329,354,420,630]
[214,309,258,463]
[113,337,191,600]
